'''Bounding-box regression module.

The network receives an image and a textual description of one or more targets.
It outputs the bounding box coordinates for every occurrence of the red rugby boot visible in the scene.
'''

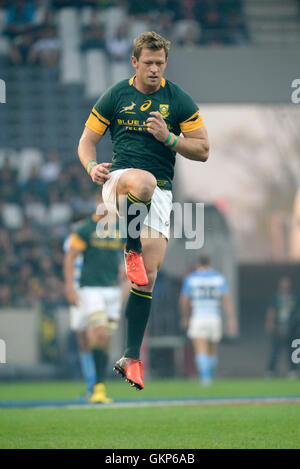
[114,357,144,390]
[124,250,148,286]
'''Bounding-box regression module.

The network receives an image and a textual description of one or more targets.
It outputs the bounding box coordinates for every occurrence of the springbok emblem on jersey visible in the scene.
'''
[120,102,136,113]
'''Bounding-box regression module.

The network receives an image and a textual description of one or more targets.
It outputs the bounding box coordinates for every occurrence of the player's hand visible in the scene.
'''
[65,285,80,306]
[227,319,238,337]
[90,162,112,185]
[146,111,169,142]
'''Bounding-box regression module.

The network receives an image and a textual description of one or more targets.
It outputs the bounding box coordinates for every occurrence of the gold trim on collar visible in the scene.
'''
[129,75,166,87]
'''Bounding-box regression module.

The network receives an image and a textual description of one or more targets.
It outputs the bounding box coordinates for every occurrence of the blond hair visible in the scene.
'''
[133,31,171,60]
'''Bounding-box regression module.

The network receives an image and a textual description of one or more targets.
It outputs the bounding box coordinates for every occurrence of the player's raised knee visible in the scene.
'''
[134,172,157,200]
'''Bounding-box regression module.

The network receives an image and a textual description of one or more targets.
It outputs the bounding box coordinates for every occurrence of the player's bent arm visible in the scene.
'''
[178,126,210,161]
[222,293,238,337]
[64,247,81,305]
[179,295,191,330]
[78,127,112,185]
[146,111,209,161]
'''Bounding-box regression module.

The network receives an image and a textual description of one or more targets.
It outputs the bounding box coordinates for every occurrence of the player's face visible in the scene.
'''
[132,48,167,91]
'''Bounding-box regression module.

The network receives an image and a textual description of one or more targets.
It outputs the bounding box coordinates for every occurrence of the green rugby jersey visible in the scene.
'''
[69,215,124,287]
[85,76,204,191]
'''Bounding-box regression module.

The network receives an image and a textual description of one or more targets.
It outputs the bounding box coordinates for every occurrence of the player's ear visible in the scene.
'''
[131,56,138,68]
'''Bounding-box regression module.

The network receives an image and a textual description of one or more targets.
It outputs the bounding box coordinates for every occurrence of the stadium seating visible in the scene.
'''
[18,148,43,183]
[244,0,300,45]
[25,202,48,225]
[2,203,24,229]
[48,203,72,225]
[84,49,107,99]
[111,61,130,86]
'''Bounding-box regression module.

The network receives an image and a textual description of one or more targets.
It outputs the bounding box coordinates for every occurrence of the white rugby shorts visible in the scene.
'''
[70,286,122,332]
[102,168,173,239]
[187,315,222,342]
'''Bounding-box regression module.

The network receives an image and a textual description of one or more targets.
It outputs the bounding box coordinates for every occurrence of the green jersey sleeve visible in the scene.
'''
[85,87,114,135]
[176,88,205,133]
[75,220,91,245]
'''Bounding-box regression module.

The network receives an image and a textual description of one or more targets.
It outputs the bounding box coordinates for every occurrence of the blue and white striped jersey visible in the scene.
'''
[181,269,228,318]
[63,235,83,289]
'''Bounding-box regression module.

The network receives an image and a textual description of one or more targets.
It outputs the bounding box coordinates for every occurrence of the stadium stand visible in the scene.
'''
[244,0,300,45]
[1,0,300,378]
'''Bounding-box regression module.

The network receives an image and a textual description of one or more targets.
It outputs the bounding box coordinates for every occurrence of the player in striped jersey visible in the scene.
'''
[180,256,237,385]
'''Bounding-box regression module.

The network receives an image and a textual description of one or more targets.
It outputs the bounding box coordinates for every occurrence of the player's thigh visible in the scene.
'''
[192,337,210,355]
[208,341,219,356]
[88,324,110,348]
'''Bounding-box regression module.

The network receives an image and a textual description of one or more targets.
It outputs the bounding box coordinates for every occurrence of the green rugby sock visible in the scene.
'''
[92,347,109,384]
[125,193,151,253]
[124,287,153,360]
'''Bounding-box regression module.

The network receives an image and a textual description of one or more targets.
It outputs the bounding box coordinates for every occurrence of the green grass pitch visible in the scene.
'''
[0,378,300,449]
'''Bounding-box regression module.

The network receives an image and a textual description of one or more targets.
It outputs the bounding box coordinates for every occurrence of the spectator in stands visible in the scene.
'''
[70,184,96,215]
[80,16,106,52]
[128,0,152,17]
[21,166,48,204]
[43,274,65,308]
[0,284,12,307]
[28,25,60,67]
[13,216,43,251]
[0,227,15,264]
[172,0,201,46]
[151,0,180,21]
[4,0,37,65]
[8,31,35,65]
[200,8,227,45]
[177,22,201,46]
[51,0,81,8]
[0,157,19,203]
[265,276,300,378]
[106,23,131,61]
[225,9,249,45]
[4,0,36,38]
[147,0,178,38]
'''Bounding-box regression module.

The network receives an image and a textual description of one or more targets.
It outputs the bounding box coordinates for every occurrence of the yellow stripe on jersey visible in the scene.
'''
[85,113,108,135]
[69,233,87,252]
[92,108,110,125]
[180,110,204,133]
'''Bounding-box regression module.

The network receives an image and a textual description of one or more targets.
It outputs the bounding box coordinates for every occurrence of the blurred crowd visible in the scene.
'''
[0,0,249,67]
[0,149,97,308]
